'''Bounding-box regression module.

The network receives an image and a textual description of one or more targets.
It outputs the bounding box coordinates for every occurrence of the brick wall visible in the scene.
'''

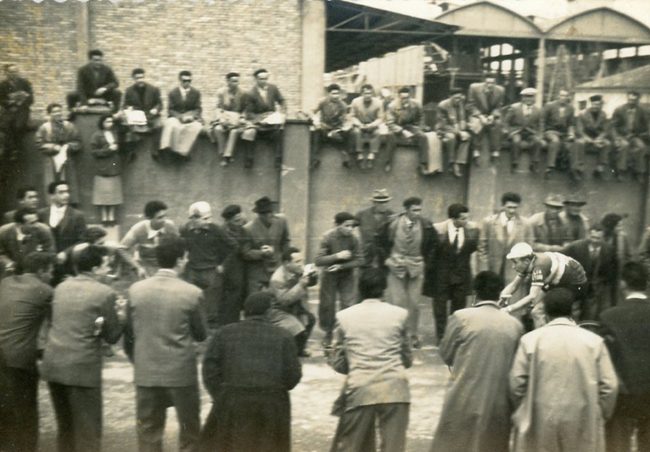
[0,1,81,116]
[0,0,303,119]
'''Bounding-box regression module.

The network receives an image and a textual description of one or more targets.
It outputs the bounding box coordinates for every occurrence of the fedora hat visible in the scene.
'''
[370,189,392,203]
[563,195,586,206]
[543,194,565,208]
[252,197,277,213]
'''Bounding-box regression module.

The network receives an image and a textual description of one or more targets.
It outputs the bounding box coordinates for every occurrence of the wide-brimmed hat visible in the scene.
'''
[370,189,392,203]
[543,194,565,208]
[564,195,587,206]
[252,197,277,213]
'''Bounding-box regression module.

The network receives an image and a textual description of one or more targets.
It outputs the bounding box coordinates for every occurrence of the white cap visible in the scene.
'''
[506,242,534,260]
[520,87,537,96]
[188,201,212,218]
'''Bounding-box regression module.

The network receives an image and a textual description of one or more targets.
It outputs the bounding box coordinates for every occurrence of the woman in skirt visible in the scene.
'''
[91,114,123,225]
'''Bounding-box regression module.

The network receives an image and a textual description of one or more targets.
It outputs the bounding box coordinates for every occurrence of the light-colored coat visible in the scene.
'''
[432,302,523,452]
[510,318,619,452]
[331,299,412,408]
[478,212,530,280]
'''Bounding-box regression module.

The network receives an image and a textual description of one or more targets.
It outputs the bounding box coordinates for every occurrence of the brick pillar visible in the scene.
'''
[300,0,326,113]
[280,119,311,255]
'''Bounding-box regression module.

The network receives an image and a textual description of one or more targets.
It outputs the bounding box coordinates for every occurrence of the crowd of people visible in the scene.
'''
[2,49,650,200]
[1,174,649,451]
[1,45,650,452]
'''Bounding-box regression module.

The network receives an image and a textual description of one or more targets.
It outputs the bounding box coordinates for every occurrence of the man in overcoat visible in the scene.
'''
[431,271,523,452]
[201,291,302,452]
[510,288,618,452]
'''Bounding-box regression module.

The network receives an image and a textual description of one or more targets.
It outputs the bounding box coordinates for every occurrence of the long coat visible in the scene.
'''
[509,318,618,452]
[432,302,523,452]
[200,318,302,452]
[35,120,83,204]
[478,212,530,281]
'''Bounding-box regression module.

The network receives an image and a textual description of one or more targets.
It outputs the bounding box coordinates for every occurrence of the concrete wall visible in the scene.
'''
[0,118,646,258]
[0,1,304,118]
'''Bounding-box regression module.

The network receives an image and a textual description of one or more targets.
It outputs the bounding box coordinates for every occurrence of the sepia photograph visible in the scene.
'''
[1,0,649,450]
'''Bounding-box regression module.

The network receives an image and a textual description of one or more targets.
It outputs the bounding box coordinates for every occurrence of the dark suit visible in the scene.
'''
[38,206,86,253]
[424,219,479,340]
[200,318,302,452]
[0,274,52,452]
[544,101,576,170]
[575,108,611,170]
[222,223,250,323]
[599,296,650,452]
[0,223,55,275]
[467,83,506,155]
[241,84,285,163]
[355,206,393,268]
[125,269,207,452]
[67,63,121,112]
[168,87,202,120]
[505,102,544,168]
[40,273,124,452]
[123,83,162,121]
[610,103,650,175]
[562,239,615,320]
[0,76,33,156]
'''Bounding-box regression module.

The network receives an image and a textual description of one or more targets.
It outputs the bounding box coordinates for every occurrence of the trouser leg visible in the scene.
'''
[169,385,201,452]
[616,139,630,172]
[406,274,422,338]
[605,400,634,452]
[332,406,377,452]
[213,126,227,154]
[511,134,522,167]
[136,386,167,452]
[338,270,357,310]
[377,403,409,452]
[442,133,456,164]
[531,298,547,329]
[572,139,586,171]
[455,137,470,165]
[351,128,363,155]
[546,134,561,168]
[318,272,337,335]
[530,137,542,164]
[488,124,502,155]
[385,133,398,164]
[64,386,102,452]
[48,382,76,452]
[631,137,648,174]
[432,294,449,342]
[2,367,38,452]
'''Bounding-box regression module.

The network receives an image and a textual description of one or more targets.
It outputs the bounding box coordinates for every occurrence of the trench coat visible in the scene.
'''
[431,302,523,452]
[509,318,618,452]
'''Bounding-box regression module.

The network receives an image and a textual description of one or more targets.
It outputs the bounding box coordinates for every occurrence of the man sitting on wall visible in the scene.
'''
[67,49,121,114]
[385,86,432,174]
[543,89,576,180]
[241,69,287,170]
[575,94,611,180]
[610,90,650,182]
[210,72,246,167]
[311,83,352,169]
[350,84,385,170]
[159,71,203,159]
[504,88,543,173]
[122,68,163,138]
[436,87,471,178]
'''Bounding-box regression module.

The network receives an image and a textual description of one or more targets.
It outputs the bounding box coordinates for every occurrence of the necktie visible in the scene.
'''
[406,222,414,244]
[453,228,460,253]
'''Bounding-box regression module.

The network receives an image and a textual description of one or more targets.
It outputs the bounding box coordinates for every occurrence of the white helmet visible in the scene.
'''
[506,242,534,260]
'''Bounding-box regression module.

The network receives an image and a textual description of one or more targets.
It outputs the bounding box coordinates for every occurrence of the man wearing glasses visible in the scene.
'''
[159,70,203,159]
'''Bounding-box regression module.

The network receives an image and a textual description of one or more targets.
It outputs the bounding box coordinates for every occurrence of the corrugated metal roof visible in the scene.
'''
[575,64,650,90]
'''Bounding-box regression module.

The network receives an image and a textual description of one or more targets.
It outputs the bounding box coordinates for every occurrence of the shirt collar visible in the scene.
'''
[545,317,576,328]
[475,301,500,309]
[362,298,382,304]
[499,211,512,225]
[146,221,163,240]
[155,268,178,278]
[15,224,26,242]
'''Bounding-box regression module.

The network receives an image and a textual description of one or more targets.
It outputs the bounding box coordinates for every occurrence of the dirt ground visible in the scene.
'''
[37,298,451,452]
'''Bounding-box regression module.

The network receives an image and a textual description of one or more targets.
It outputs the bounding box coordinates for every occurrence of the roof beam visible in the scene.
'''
[328,12,365,30]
